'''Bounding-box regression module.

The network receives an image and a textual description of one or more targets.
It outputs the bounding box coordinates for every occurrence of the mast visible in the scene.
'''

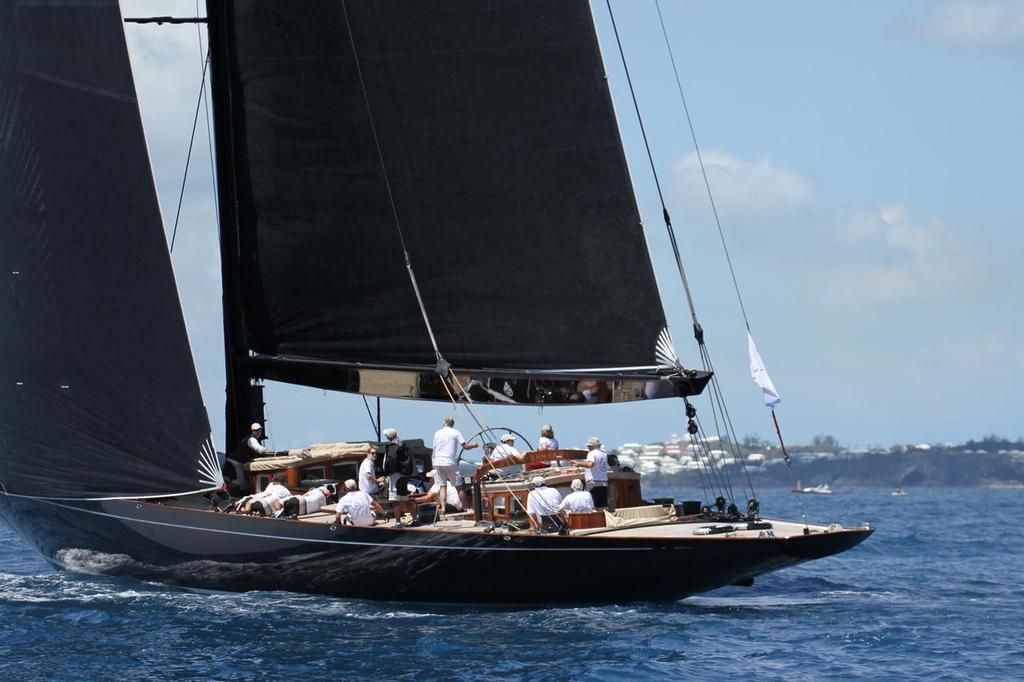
[205,1,251,448]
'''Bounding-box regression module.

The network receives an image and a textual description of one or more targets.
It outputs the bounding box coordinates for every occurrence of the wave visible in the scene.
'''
[53,548,137,574]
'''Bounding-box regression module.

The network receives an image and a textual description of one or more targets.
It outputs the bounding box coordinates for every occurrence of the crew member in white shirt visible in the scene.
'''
[526,476,562,530]
[572,436,609,508]
[280,483,337,518]
[559,478,595,514]
[488,433,521,475]
[335,479,384,527]
[239,473,291,516]
[431,416,478,520]
[358,447,384,496]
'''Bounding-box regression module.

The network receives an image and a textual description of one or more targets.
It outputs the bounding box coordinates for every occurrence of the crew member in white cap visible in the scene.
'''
[335,479,384,527]
[572,436,609,508]
[526,476,562,530]
[431,416,478,520]
[537,424,559,451]
[488,433,522,475]
[232,422,269,464]
[380,427,416,524]
[559,478,595,514]
[413,470,464,513]
[222,422,270,491]
[528,421,561,471]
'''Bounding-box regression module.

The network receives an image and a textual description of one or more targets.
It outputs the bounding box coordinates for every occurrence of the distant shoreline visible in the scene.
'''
[632,450,1024,489]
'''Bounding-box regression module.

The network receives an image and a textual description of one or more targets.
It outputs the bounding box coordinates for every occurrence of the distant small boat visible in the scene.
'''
[892,487,907,496]
[792,482,833,495]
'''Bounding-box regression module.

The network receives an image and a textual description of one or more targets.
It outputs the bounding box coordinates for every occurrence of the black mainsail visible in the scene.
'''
[0,0,216,498]
[207,0,707,443]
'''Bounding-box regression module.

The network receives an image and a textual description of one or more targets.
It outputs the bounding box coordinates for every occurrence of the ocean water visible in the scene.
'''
[1,488,1020,681]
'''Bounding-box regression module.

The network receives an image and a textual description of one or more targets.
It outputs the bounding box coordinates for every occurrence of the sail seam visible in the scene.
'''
[20,69,136,103]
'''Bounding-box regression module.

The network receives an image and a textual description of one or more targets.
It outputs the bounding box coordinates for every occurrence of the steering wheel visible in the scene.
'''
[465,426,535,459]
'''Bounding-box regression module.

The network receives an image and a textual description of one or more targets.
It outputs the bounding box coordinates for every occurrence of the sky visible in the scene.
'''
[121,0,1023,453]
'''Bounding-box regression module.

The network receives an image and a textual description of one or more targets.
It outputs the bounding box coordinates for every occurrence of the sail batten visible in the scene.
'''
[209,0,677,382]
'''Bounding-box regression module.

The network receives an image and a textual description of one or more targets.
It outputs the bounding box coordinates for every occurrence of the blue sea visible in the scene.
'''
[1,488,1020,680]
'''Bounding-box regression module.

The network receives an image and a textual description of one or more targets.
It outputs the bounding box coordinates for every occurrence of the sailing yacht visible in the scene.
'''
[0,0,870,603]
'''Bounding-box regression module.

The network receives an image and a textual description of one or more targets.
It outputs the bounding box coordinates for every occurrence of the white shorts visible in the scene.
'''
[434,465,459,487]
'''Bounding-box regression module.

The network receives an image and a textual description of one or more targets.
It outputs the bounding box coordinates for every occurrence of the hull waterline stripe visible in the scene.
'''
[23,498,661,552]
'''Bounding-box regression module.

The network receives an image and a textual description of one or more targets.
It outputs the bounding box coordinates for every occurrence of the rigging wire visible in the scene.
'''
[339,0,446,369]
[195,0,217,199]
[361,395,380,439]
[605,0,701,337]
[654,0,808,520]
[699,343,756,501]
[607,0,749,508]
[443,369,565,530]
[337,2,534,522]
[169,48,210,253]
[653,0,750,333]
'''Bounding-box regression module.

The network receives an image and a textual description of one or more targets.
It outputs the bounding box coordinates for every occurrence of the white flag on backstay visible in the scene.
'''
[748,333,781,408]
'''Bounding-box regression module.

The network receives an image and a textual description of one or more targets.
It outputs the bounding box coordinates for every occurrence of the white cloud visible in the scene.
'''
[900,0,1024,50]
[824,205,984,306]
[670,150,813,217]
[914,331,1024,374]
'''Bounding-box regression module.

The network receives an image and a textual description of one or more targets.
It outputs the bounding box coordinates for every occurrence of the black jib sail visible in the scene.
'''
[0,0,217,499]
[208,1,695,389]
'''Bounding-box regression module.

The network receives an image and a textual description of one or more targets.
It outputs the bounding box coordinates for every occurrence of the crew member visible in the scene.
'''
[488,433,521,476]
[413,470,465,514]
[234,472,290,516]
[537,424,559,451]
[379,427,417,525]
[559,478,595,514]
[280,483,337,519]
[528,424,559,469]
[335,479,384,527]
[431,416,478,520]
[525,476,562,531]
[233,422,269,463]
[572,436,609,508]
[223,422,269,490]
[359,446,384,497]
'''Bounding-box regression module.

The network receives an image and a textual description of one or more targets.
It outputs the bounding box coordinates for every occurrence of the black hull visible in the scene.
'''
[0,496,871,604]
